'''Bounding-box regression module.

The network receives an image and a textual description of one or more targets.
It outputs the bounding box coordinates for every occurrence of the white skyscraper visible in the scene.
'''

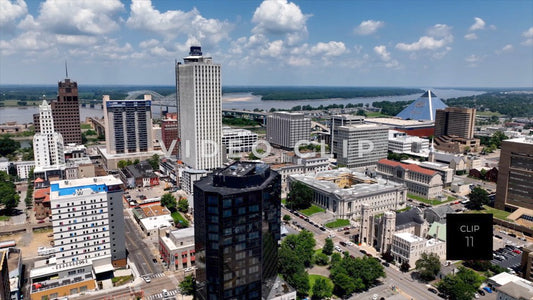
[33,100,65,169]
[50,175,126,267]
[176,46,222,170]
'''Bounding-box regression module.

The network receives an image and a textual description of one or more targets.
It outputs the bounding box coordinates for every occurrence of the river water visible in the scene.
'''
[0,88,483,124]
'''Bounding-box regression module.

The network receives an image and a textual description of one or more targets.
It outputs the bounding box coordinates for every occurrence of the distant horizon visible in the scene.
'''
[1,84,532,90]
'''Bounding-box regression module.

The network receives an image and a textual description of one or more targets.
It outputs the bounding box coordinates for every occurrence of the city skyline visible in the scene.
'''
[0,0,532,87]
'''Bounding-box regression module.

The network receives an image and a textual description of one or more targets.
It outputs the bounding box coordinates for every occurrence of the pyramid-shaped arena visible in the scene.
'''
[396,90,447,121]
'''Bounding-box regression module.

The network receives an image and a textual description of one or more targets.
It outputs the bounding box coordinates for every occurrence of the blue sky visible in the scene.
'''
[1,0,532,87]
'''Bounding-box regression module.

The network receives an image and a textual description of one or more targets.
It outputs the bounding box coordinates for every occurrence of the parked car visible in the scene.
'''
[319,227,326,231]
[339,241,347,247]
[143,276,151,283]
[428,288,438,294]
[483,287,492,293]
[335,246,342,252]
[382,262,390,267]
[162,289,169,297]
[478,289,485,296]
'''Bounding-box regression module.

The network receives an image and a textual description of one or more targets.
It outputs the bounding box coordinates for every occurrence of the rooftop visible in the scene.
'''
[139,215,173,231]
[498,280,533,298]
[50,175,122,198]
[504,136,533,145]
[140,204,170,218]
[290,168,405,198]
[367,118,435,127]
[394,232,423,243]
[378,159,437,176]
[338,123,389,130]
[396,90,448,121]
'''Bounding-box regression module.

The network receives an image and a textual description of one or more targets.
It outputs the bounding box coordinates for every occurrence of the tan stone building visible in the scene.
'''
[495,137,533,211]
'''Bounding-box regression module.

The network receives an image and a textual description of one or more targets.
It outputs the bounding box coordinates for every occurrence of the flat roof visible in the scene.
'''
[338,123,389,130]
[97,147,165,160]
[140,204,170,217]
[366,118,434,126]
[290,168,405,198]
[505,136,533,145]
[139,215,173,230]
[50,175,122,198]
[394,232,423,243]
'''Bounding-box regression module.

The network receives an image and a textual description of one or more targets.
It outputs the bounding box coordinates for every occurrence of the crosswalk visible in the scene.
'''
[150,272,165,278]
[147,289,179,299]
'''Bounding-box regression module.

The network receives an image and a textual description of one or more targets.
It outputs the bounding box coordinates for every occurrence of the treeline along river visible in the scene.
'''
[0,88,484,124]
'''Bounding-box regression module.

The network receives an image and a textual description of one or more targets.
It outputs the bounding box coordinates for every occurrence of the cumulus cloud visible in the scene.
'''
[309,41,347,57]
[464,33,477,40]
[373,45,391,61]
[260,40,284,57]
[396,24,453,52]
[494,44,514,54]
[0,0,27,29]
[36,0,124,36]
[127,0,232,45]
[252,0,309,35]
[354,20,384,35]
[522,27,533,46]
[0,31,49,55]
[469,17,486,31]
[465,54,483,67]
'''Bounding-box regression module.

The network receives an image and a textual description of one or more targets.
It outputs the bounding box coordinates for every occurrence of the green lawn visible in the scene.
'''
[308,274,334,296]
[0,216,10,221]
[407,193,455,206]
[281,198,287,205]
[365,111,392,118]
[299,205,325,216]
[171,211,190,227]
[470,205,511,221]
[395,207,411,213]
[325,219,350,228]
[81,123,92,129]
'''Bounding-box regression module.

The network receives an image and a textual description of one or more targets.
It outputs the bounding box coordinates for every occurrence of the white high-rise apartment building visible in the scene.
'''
[176,46,222,170]
[50,176,126,267]
[33,100,65,169]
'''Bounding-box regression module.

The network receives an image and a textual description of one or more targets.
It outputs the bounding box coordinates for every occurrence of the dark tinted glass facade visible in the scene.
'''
[194,163,281,300]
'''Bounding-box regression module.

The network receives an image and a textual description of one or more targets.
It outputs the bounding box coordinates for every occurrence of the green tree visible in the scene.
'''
[437,267,483,300]
[133,159,140,165]
[0,136,20,156]
[287,181,313,210]
[331,272,356,297]
[330,252,342,266]
[311,278,332,300]
[148,154,160,170]
[468,186,490,209]
[314,252,329,266]
[178,198,189,213]
[400,261,410,272]
[415,252,441,281]
[283,214,291,222]
[179,275,195,295]
[322,238,334,256]
[160,193,177,211]
[0,171,20,213]
[289,271,310,297]
[117,160,128,169]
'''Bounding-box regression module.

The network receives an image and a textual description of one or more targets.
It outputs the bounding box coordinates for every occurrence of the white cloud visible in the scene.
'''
[55,34,98,46]
[373,45,391,61]
[287,56,310,66]
[465,54,484,67]
[252,0,310,35]
[501,44,513,52]
[0,0,27,29]
[0,31,49,55]
[469,17,486,31]
[260,40,284,57]
[396,24,453,52]
[127,0,232,45]
[37,0,124,35]
[139,39,159,49]
[464,33,477,40]
[522,27,533,46]
[309,41,347,57]
[354,20,384,35]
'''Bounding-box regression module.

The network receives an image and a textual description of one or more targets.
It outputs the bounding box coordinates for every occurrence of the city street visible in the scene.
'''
[124,214,162,277]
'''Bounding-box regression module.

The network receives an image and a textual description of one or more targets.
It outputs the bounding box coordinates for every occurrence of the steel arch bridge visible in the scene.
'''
[126,90,177,107]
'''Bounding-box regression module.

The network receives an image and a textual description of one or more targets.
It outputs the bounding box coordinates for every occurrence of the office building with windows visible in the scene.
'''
[334,124,389,168]
[103,95,153,155]
[176,46,223,170]
[434,107,476,139]
[34,78,82,144]
[33,100,65,170]
[222,127,258,154]
[161,113,179,156]
[266,112,311,149]
[495,137,533,211]
[193,162,281,300]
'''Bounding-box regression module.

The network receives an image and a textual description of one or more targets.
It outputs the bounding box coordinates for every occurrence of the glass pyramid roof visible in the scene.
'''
[396,90,447,121]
